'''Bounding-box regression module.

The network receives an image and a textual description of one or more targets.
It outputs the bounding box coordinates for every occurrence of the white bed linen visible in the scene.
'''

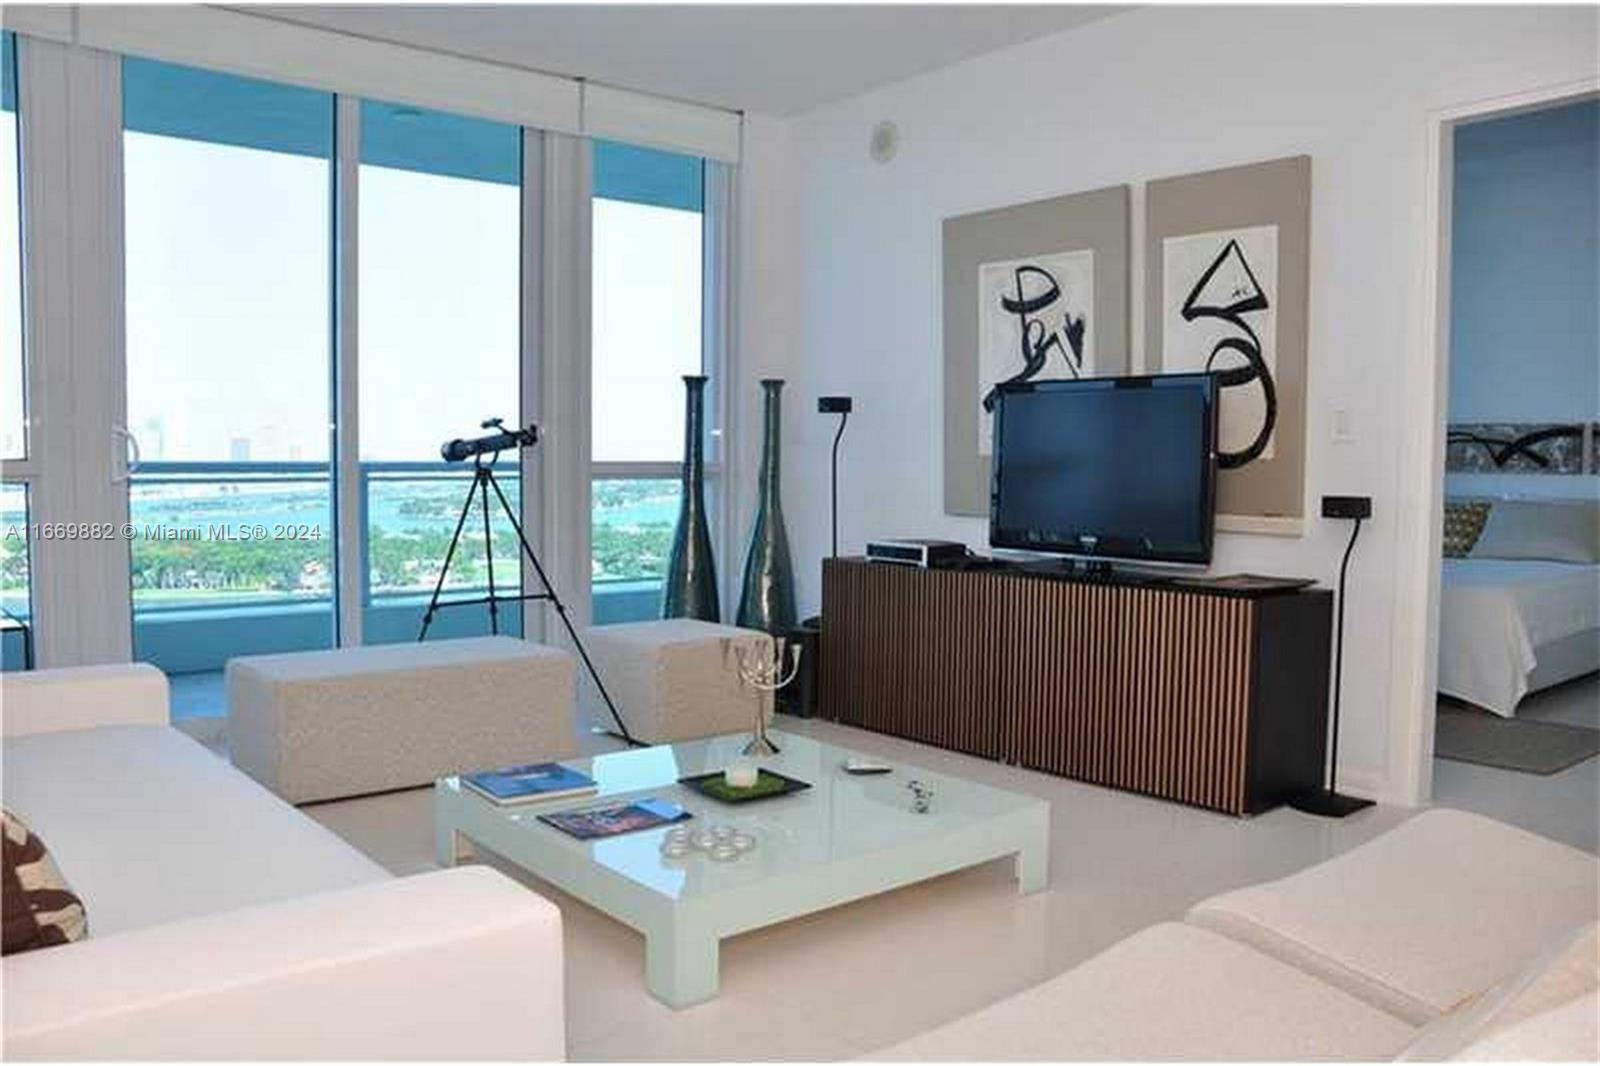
[1438,559,1600,717]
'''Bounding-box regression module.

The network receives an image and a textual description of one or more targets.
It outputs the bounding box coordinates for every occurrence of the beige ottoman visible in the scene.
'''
[227,636,577,804]
[579,619,773,744]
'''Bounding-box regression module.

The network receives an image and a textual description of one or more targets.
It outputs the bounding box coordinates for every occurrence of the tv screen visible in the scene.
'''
[990,373,1218,565]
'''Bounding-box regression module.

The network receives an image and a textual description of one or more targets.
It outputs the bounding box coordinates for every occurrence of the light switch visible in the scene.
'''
[1330,404,1355,444]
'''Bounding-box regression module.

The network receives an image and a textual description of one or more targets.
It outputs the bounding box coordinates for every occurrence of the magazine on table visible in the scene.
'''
[461,762,597,805]
[539,798,692,840]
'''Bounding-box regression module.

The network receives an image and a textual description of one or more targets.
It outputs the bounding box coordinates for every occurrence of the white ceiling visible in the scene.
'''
[235,4,1130,115]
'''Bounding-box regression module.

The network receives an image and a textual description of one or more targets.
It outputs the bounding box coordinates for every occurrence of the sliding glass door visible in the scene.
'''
[591,141,709,623]
[117,62,537,713]
[122,59,336,706]
[102,52,724,712]
[0,31,28,670]
[356,100,523,643]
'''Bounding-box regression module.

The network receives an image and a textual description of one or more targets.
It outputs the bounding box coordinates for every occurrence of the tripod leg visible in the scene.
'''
[480,468,499,636]
[419,472,479,642]
[483,471,640,747]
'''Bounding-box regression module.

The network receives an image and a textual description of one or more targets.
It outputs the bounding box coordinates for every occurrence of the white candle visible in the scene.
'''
[725,762,759,788]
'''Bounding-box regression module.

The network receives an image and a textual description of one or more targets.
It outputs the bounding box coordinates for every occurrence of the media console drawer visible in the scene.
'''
[818,558,1332,816]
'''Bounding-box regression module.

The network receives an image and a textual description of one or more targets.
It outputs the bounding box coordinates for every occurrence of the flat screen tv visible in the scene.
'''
[989,373,1218,565]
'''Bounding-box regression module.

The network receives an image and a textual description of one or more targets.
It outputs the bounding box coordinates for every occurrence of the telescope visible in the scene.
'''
[440,419,540,463]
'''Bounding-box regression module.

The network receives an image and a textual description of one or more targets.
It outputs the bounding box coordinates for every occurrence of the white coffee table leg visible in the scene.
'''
[435,821,471,868]
[645,915,720,1008]
[1014,811,1051,894]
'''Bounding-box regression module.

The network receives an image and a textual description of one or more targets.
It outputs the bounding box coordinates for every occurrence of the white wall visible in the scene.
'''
[1448,99,1598,424]
[1444,98,1598,505]
[726,112,800,609]
[767,4,1598,801]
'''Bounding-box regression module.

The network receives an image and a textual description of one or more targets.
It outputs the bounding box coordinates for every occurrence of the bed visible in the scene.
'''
[1438,558,1600,718]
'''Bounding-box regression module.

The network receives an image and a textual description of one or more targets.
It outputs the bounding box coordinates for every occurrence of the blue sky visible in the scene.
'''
[122,134,701,466]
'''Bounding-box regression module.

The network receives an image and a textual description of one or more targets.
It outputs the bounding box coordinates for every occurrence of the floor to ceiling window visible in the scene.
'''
[591,141,708,623]
[357,100,523,643]
[1,32,32,670]
[122,59,336,689]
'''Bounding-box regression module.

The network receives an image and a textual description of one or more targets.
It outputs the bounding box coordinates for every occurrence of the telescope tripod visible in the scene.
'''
[418,458,638,746]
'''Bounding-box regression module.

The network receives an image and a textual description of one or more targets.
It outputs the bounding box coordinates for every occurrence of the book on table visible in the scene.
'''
[461,762,597,805]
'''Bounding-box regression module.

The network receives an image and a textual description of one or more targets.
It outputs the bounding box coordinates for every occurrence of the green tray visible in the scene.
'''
[679,769,812,804]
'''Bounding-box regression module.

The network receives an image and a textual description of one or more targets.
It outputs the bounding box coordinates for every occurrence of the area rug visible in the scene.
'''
[1435,705,1600,775]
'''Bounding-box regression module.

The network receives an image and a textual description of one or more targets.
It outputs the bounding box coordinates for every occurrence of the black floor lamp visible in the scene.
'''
[786,396,852,720]
[818,396,853,556]
[1291,494,1375,818]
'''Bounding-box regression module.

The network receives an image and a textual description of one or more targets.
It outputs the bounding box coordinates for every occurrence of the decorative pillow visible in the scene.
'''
[1442,500,1493,558]
[1469,499,1600,564]
[2,809,87,955]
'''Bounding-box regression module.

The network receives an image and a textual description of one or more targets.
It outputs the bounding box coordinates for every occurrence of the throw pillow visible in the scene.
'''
[2,809,87,955]
[1469,499,1600,564]
[1442,500,1493,558]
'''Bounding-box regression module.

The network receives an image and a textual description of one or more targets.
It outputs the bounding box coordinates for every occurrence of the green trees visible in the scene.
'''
[122,478,681,607]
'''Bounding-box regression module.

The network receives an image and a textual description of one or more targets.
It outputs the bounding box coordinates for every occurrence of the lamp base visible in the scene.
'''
[1288,787,1375,818]
[742,735,781,757]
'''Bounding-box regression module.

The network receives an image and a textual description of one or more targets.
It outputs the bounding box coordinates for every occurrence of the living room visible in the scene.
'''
[2,3,1596,1062]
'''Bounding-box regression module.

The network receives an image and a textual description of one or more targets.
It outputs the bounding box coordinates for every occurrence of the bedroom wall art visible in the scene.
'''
[943,185,1130,516]
[1146,156,1311,529]
[1446,422,1597,475]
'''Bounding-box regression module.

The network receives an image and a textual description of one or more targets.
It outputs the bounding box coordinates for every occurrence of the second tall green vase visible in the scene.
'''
[736,379,797,634]
[663,375,720,621]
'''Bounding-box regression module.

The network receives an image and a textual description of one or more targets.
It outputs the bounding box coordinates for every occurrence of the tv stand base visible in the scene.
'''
[820,558,1333,816]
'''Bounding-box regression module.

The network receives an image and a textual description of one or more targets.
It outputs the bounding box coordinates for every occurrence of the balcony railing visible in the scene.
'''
[128,460,672,674]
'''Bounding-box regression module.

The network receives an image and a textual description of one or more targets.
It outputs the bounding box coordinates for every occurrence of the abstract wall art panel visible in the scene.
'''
[1147,156,1311,530]
[944,185,1130,516]
[1161,226,1280,465]
[975,248,1096,456]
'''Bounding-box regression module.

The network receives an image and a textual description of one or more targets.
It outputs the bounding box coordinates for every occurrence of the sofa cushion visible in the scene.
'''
[1452,991,1599,1061]
[1187,809,1598,1025]
[1398,922,1597,1060]
[1,726,388,936]
[869,922,1417,1061]
[3,810,87,954]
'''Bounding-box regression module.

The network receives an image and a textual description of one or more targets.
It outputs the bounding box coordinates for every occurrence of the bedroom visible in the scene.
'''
[1432,93,1599,847]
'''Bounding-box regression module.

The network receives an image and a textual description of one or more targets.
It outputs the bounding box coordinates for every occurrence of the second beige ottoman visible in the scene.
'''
[227,635,577,804]
[579,619,773,744]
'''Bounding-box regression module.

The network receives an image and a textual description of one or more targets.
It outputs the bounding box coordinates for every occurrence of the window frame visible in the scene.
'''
[587,149,727,621]
[2,34,37,658]
[2,31,34,479]
[3,33,734,666]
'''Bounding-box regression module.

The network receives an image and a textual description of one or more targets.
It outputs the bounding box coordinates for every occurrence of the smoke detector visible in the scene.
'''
[869,121,900,164]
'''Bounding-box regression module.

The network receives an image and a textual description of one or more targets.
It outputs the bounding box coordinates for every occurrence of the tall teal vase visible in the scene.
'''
[736,379,797,634]
[663,375,719,621]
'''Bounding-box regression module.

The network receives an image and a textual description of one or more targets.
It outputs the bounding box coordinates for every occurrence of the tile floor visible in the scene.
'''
[191,673,1596,1059]
[1431,672,1599,853]
[301,717,1418,1061]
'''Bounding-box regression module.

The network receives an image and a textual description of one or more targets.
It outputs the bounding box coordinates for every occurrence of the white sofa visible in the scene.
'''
[877,809,1598,1061]
[1,664,566,1061]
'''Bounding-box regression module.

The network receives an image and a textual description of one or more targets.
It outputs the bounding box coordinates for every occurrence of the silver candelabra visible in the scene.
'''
[727,635,801,756]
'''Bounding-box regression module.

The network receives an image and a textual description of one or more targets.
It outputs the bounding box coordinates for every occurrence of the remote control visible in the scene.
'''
[843,759,893,775]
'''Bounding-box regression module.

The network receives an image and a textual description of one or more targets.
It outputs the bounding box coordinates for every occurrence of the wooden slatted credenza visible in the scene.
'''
[819,558,1333,816]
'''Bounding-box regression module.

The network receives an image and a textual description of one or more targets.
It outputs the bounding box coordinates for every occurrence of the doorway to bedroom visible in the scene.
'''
[1431,94,1599,852]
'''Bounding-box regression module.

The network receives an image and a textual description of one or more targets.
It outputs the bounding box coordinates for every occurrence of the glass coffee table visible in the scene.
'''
[433,730,1050,1008]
